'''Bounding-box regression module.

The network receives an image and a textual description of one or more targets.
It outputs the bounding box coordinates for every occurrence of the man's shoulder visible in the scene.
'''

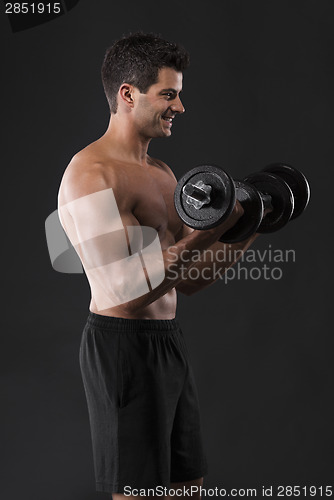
[148,156,177,181]
[69,140,117,173]
[58,142,120,205]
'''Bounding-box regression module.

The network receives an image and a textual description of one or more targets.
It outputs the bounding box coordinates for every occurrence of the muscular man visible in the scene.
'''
[58,33,258,499]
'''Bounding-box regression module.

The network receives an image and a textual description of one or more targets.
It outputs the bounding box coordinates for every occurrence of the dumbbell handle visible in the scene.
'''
[258,192,273,215]
[219,181,275,243]
[183,179,272,214]
[182,180,212,209]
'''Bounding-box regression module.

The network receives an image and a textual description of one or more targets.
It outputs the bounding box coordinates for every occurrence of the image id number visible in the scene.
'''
[276,485,332,497]
[5,3,62,14]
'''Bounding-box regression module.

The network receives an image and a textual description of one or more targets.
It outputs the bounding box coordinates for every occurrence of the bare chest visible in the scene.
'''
[122,166,182,245]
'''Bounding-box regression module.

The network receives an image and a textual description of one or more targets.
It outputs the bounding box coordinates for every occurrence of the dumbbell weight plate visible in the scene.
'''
[220,181,264,243]
[174,165,236,230]
[243,172,294,233]
[262,163,310,220]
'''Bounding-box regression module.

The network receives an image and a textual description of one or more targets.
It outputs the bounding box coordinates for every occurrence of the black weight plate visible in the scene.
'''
[243,172,294,233]
[220,180,264,243]
[174,165,236,230]
[262,163,310,220]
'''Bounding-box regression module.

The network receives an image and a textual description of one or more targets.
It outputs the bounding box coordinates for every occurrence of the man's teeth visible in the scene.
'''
[162,117,172,121]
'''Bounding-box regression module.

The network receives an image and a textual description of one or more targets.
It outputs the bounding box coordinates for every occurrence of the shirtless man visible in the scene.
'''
[58,33,258,499]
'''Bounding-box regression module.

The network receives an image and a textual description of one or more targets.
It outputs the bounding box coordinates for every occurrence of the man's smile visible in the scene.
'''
[161,114,175,126]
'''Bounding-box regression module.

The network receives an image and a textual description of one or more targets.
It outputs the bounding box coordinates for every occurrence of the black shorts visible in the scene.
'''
[79,312,208,494]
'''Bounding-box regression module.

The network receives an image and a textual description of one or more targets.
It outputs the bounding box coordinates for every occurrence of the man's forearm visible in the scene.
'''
[175,233,260,295]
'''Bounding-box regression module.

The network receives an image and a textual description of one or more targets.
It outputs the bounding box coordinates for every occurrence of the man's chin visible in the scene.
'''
[152,130,172,139]
[160,127,172,137]
[160,120,173,137]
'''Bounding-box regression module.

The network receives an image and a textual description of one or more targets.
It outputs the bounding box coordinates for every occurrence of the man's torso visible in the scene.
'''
[58,138,184,319]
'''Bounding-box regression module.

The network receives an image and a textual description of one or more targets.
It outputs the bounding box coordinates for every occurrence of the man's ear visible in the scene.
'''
[119,84,135,108]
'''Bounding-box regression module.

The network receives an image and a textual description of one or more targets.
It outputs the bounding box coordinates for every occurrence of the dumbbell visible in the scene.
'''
[224,163,310,242]
[174,163,310,243]
[262,163,311,220]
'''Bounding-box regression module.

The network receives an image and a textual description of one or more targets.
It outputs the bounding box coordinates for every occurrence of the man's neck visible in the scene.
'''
[101,114,151,165]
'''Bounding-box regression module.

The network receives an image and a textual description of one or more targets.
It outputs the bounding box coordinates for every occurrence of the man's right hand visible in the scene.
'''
[206,200,245,240]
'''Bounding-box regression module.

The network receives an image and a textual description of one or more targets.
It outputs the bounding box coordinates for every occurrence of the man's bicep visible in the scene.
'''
[61,188,125,243]
[58,187,137,265]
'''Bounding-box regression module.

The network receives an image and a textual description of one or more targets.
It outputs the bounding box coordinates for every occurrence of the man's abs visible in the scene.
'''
[89,287,177,320]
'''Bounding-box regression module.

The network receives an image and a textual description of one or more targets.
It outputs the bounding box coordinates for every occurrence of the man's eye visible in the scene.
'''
[164,93,173,98]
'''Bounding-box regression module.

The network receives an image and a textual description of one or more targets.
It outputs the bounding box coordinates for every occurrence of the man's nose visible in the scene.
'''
[171,96,185,114]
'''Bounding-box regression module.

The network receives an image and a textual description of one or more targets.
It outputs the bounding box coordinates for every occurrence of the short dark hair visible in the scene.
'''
[101,32,190,113]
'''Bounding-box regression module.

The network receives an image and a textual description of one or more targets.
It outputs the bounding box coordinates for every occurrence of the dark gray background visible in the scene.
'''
[1,0,333,498]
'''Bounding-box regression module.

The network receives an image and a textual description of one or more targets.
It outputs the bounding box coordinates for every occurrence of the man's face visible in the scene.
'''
[133,67,185,138]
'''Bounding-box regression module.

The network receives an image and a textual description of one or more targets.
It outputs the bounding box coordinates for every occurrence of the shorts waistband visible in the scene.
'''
[86,311,180,333]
